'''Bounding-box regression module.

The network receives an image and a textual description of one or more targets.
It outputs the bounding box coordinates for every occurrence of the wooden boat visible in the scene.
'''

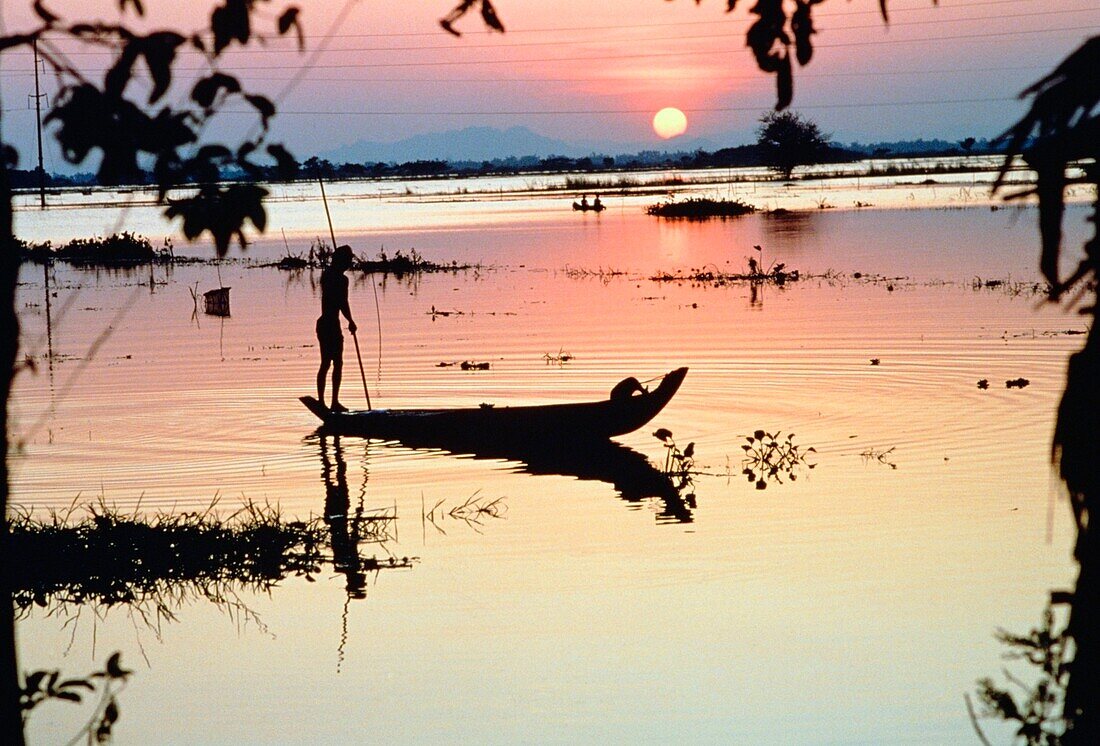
[572,201,606,212]
[300,367,687,445]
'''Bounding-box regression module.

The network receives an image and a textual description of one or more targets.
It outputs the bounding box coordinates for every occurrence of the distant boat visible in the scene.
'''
[300,367,687,446]
[572,200,606,212]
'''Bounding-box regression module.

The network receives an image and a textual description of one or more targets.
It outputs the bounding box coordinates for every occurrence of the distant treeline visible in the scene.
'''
[13,138,1004,191]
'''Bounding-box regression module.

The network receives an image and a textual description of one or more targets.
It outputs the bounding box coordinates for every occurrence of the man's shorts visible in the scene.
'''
[316,317,343,360]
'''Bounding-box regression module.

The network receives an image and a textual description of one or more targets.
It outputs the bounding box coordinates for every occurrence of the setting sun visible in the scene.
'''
[652,107,688,139]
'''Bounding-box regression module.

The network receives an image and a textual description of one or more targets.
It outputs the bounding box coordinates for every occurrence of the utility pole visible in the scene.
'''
[30,40,47,209]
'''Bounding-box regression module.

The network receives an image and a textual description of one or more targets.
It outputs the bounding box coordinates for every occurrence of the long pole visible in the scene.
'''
[318,176,338,252]
[319,175,372,409]
[351,331,371,409]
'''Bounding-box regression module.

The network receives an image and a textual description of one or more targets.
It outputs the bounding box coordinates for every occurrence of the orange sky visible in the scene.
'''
[3,0,1100,164]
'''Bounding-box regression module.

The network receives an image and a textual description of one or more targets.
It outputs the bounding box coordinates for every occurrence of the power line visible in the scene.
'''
[12,24,1094,75]
[215,95,1019,117]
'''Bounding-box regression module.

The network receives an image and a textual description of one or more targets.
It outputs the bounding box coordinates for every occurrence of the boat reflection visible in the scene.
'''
[316,428,695,524]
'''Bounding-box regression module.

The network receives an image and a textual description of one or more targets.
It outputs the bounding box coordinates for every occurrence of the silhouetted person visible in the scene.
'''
[316,245,357,412]
[320,435,367,599]
[592,195,602,210]
[580,195,589,209]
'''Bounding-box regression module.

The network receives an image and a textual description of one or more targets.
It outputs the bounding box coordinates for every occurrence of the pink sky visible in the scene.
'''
[3,0,1100,165]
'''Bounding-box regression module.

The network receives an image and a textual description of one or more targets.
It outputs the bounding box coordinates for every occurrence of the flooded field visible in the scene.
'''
[10,189,1092,743]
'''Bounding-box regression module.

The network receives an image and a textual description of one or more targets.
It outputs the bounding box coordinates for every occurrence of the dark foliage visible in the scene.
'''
[18,232,167,266]
[990,34,1100,742]
[645,197,756,219]
[756,110,831,178]
[28,0,302,255]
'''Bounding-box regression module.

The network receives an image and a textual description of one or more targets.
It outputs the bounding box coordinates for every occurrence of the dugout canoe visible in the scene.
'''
[300,367,687,445]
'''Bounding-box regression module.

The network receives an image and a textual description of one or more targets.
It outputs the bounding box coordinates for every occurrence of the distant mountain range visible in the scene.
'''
[320,125,726,165]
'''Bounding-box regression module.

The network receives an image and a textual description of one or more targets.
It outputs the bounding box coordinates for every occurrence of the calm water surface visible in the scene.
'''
[11,196,1090,743]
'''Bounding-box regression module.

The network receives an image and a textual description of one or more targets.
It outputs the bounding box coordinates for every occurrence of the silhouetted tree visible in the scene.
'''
[755,110,830,179]
[993,36,1100,742]
[1,1,302,741]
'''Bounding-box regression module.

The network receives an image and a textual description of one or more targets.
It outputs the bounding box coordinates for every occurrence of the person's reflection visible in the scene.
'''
[320,435,367,599]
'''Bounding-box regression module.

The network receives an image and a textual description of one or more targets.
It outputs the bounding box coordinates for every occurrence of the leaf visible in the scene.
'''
[753,430,765,440]
[212,0,251,56]
[139,32,186,103]
[653,428,672,442]
[791,1,815,66]
[683,442,695,458]
[481,0,505,33]
[104,44,139,99]
[59,679,96,691]
[245,94,275,129]
[776,52,793,110]
[119,0,144,17]
[277,8,304,51]
[23,671,48,694]
[191,73,241,110]
[440,0,478,37]
[54,691,83,702]
[105,652,130,680]
[266,143,298,178]
[33,0,59,24]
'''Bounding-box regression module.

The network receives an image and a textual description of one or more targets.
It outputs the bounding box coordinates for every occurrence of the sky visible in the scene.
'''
[2,0,1100,171]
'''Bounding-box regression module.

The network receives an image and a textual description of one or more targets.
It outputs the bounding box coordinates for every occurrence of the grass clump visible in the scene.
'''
[646,197,756,219]
[7,500,410,615]
[19,232,171,266]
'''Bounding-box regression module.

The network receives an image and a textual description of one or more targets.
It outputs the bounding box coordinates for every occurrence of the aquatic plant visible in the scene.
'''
[653,429,696,498]
[969,600,1070,745]
[543,349,575,365]
[860,446,897,470]
[650,252,801,288]
[645,197,756,220]
[20,652,132,744]
[740,430,816,489]
[423,492,507,534]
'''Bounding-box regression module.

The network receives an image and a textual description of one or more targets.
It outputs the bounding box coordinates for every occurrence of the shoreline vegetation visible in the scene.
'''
[10,152,1052,214]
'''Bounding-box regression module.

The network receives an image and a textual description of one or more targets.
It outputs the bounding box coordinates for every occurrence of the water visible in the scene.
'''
[10,191,1089,743]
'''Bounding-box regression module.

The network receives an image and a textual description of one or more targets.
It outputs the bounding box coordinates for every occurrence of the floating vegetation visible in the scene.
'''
[971,276,1051,297]
[1006,378,1031,389]
[7,500,412,619]
[272,240,472,276]
[740,430,816,489]
[645,197,756,219]
[563,266,628,282]
[18,232,173,266]
[423,492,507,534]
[653,428,696,498]
[870,358,881,366]
[978,379,990,390]
[355,247,472,276]
[968,600,1069,745]
[860,446,897,470]
[428,305,465,318]
[651,249,801,288]
[543,349,575,365]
